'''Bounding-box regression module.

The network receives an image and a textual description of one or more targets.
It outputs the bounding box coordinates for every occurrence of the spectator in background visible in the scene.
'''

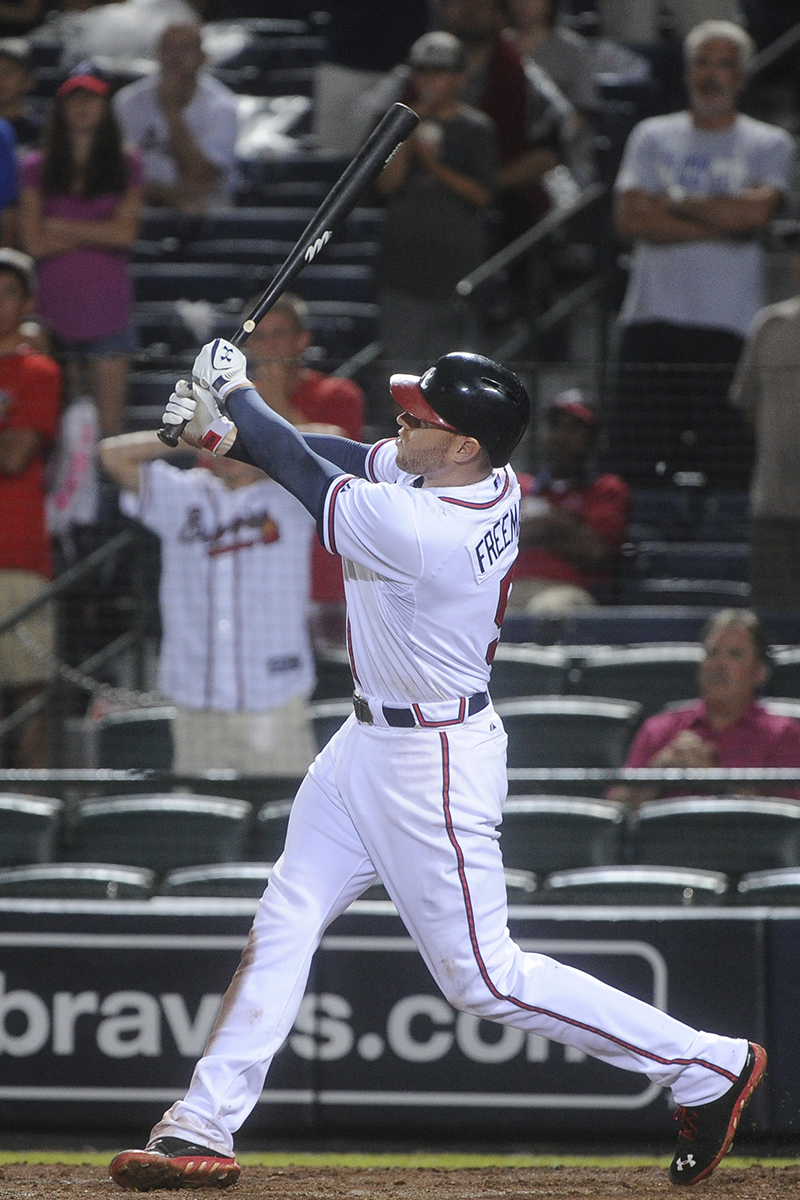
[18,73,142,435]
[0,39,40,149]
[99,431,318,777]
[114,22,238,212]
[611,21,793,490]
[0,249,62,769]
[729,228,800,608]
[0,0,44,39]
[243,293,364,646]
[313,0,430,156]
[510,389,630,611]
[608,609,800,806]
[439,0,563,236]
[375,32,496,371]
[0,114,17,246]
[506,0,599,120]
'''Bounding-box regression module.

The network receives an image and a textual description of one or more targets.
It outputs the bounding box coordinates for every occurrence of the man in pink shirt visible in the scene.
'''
[609,609,800,805]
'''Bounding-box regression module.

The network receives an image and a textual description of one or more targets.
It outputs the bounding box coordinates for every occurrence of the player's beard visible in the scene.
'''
[395,435,453,479]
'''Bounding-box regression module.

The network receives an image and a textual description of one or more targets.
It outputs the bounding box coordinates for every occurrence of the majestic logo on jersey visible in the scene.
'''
[179,507,280,555]
[468,503,519,583]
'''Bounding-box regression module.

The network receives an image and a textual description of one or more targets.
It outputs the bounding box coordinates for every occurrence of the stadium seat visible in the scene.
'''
[498,796,626,874]
[770,648,800,699]
[760,698,800,722]
[695,490,750,542]
[736,867,800,904]
[181,238,377,266]
[0,794,62,865]
[96,707,176,770]
[313,646,354,700]
[131,262,274,304]
[627,542,749,582]
[542,864,729,906]
[627,488,701,542]
[0,863,154,899]
[489,644,572,700]
[161,862,275,897]
[626,578,750,607]
[574,644,704,717]
[254,799,294,862]
[631,796,800,878]
[69,794,252,872]
[309,699,352,750]
[503,867,539,902]
[494,697,642,770]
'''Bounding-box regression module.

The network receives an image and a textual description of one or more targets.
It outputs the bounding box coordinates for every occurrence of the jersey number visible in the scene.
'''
[486,565,514,664]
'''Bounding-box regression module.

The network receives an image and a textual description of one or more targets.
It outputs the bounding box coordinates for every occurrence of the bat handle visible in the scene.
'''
[156,420,184,447]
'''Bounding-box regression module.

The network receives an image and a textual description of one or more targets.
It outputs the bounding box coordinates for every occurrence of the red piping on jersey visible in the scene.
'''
[411,698,467,727]
[366,438,396,482]
[439,470,511,510]
[325,474,353,555]
[437,732,739,1085]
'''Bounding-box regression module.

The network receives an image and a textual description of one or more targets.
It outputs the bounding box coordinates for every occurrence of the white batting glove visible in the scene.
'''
[162,379,237,454]
[192,338,252,402]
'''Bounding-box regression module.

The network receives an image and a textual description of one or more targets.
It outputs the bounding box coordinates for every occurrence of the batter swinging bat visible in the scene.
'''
[157,102,420,446]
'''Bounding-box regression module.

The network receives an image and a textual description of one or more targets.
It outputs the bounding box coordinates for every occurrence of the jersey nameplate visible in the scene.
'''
[468,502,519,583]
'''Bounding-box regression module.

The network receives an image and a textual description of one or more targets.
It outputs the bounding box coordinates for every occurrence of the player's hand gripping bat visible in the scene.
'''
[157,102,419,447]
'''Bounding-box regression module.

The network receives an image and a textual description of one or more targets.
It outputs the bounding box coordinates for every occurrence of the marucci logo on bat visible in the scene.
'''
[304,230,332,262]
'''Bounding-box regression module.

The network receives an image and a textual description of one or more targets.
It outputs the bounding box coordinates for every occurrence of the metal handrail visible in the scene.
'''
[749,20,800,75]
[455,182,607,298]
[0,528,137,639]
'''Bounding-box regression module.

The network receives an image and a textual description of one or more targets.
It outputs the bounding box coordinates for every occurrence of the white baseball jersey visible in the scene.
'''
[151,436,750,1162]
[320,439,520,704]
[121,462,314,711]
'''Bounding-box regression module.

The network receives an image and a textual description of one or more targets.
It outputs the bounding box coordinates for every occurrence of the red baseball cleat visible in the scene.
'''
[110,1136,241,1191]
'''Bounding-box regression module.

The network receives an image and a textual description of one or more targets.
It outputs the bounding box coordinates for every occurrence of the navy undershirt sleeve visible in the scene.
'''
[225,386,342,530]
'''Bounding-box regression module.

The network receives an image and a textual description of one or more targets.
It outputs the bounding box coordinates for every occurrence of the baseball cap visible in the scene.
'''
[408,31,467,72]
[547,388,599,429]
[56,73,110,98]
[0,248,36,297]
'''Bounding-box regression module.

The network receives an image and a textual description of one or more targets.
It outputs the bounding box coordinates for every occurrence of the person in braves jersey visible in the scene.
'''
[110,342,765,1192]
[98,431,317,776]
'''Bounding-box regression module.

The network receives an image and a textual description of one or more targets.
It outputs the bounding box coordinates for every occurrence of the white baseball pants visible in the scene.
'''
[152,707,748,1155]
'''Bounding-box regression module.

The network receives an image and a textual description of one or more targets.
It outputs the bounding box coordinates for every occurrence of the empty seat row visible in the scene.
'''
[4,792,800,886]
[130,263,375,305]
[1,858,799,907]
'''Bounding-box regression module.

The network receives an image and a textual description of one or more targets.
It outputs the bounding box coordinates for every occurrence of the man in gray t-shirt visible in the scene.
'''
[610,20,793,489]
[375,32,497,384]
[729,234,800,606]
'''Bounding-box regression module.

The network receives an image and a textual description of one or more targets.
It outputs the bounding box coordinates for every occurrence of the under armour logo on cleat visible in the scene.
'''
[675,1155,696,1171]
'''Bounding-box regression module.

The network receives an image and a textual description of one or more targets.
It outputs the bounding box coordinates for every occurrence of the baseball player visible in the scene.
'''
[110,341,765,1192]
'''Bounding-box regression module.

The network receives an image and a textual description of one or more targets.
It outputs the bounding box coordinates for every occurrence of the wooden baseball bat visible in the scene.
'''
[157,102,419,446]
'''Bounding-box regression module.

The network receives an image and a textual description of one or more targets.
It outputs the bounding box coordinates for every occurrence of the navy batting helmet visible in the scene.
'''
[389,353,530,468]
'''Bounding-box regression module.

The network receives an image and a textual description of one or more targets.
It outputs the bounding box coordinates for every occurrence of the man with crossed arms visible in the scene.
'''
[110,339,765,1192]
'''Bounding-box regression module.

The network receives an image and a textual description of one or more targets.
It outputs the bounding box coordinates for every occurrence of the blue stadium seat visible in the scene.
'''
[627,488,701,542]
[696,490,750,542]
[254,799,294,862]
[626,542,750,582]
[494,697,642,770]
[627,579,751,606]
[489,644,572,700]
[0,863,154,899]
[96,706,176,770]
[631,796,800,879]
[499,796,626,874]
[161,862,275,897]
[542,864,729,906]
[769,649,800,700]
[574,643,704,717]
[737,867,800,904]
[0,794,62,865]
[131,263,274,304]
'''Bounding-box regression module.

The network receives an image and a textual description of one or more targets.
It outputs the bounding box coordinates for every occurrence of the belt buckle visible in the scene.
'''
[353,692,373,725]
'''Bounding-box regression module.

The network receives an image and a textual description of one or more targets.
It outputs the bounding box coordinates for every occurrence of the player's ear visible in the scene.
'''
[452,435,483,464]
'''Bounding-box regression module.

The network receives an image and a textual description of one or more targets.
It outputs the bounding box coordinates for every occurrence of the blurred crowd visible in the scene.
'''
[1,0,800,771]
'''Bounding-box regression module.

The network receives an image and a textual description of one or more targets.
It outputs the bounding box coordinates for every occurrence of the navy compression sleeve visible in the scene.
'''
[227,425,370,478]
[225,386,342,523]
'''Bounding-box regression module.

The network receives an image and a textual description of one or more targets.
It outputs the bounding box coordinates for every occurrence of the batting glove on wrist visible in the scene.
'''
[162,379,237,454]
[193,338,252,402]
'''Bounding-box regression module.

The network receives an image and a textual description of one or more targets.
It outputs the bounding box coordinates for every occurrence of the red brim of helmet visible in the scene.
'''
[389,374,458,432]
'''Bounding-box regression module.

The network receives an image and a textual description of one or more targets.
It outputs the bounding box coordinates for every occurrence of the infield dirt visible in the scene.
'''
[2,1162,800,1200]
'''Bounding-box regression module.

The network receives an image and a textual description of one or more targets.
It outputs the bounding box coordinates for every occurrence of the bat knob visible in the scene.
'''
[157,421,183,447]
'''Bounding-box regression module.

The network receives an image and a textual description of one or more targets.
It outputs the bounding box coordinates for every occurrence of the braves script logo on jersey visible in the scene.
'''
[178,507,280,556]
[468,502,520,583]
